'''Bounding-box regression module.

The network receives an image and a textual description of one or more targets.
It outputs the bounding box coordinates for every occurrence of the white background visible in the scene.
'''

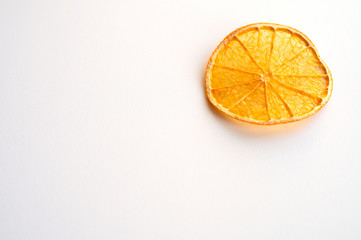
[1,0,361,239]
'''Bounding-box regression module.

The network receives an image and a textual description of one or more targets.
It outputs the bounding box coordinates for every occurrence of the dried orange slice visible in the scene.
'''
[205,23,333,125]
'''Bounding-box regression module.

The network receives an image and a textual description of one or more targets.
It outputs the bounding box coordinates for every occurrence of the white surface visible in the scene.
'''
[1,0,361,239]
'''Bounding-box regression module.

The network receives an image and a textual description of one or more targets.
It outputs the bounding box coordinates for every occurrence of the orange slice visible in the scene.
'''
[205,23,333,125]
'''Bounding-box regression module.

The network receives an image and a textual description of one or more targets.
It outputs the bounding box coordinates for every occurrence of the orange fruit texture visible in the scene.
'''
[205,23,333,125]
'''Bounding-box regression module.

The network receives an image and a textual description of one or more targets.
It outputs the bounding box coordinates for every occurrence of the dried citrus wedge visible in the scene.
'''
[206,23,333,125]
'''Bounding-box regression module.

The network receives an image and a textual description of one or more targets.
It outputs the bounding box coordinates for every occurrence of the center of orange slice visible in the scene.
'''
[261,72,273,82]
